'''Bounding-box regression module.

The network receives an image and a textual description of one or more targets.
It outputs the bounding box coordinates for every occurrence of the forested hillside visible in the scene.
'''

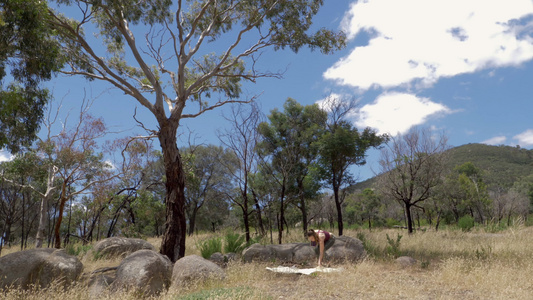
[355,143,533,190]
[445,143,533,187]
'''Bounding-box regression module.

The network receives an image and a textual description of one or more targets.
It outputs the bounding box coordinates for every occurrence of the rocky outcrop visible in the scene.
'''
[90,237,155,260]
[111,250,172,296]
[171,255,225,288]
[0,248,83,289]
[242,236,366,264]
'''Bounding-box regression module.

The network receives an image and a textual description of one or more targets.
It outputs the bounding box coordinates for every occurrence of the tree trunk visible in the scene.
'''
[3,217,12,247]
[159,122,187,263]
[405,201,414,234]
[435,210,442,231]
[35,166,55,248]
[54,182,68,249]
[65,197,73,246]
[251,190,264,236]
[35,186,51,248]
[107,196,130,237]
[297,179,308,235]
[21,189,25,251]
[333,185,344,236]
[187,207,198,236]
[277,184,286,244]
[242,192,250,243]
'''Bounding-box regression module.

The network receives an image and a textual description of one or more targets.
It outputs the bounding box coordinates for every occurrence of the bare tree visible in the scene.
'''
[378,127,449,234]
[218,103,263,241]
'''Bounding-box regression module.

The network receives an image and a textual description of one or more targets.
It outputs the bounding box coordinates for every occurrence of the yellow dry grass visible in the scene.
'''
[2,226,533,299]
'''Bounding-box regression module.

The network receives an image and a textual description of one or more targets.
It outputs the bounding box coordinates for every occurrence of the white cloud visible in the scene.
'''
[325,0,533,90]
[354,92,450,135]
[482,136,507,145]
[513,129,533,146]
[315,93,345,112]
[104,160,116,170]
[0,150,13,163]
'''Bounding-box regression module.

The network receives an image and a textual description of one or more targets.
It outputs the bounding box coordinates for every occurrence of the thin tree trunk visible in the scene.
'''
[251,190,264,236]
[65,197,73,246]
[435,210,442,231]
[277,184,286,244]
[108,196,130,237]
[20,189,25,251]
[159,122,187,263]
[297,179,308,235]
[187,207,198,236]
[36,166,56,248]
[333,185,344,236]
[54,183,68,249]
[242,192,250,243]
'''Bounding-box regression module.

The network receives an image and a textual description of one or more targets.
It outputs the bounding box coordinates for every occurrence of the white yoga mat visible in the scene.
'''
[266,266,341,275]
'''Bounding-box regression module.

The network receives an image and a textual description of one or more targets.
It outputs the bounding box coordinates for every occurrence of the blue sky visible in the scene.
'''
[2,0,533,181]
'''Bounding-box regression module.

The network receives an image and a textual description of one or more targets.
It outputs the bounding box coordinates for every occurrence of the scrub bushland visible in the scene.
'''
[2,226,533,299]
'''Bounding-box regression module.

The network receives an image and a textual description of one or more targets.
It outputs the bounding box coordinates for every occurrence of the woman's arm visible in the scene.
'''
[318,233,326,266]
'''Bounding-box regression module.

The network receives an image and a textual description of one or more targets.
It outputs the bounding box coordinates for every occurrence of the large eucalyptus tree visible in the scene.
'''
[43,0,345,261]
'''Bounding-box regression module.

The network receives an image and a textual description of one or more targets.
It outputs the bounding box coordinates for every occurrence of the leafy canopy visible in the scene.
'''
[0,0,63,152]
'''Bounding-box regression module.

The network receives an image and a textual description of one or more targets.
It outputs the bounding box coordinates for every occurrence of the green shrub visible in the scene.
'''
[385,218,401,228]
[385,233,402,258]
[356,232,378,258]
[458,215,475,232]
[198,237,222,259]
[65,243,92,257]
[224,232,246,254]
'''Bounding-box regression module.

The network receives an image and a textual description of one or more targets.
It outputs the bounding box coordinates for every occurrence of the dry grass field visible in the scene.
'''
[2,226,533,299]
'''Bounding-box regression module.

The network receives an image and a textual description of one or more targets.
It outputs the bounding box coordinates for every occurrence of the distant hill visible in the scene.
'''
[353,143,533,191]
[445,143,533,187]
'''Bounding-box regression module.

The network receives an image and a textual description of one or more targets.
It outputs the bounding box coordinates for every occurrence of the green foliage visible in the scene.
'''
[385,233,402,258]
[484,220,507,233]
[198,237,222,259]
[458,215,475,232]
[386,218,402,228]
[223,232,247,254]
[420,260,430,269]
[446,144,533,188]
[356,232,378,258]
[65,243,92,257]
[0,0,64,152]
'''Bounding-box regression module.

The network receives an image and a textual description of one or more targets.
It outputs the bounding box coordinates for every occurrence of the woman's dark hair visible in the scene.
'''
[307,229,319,243]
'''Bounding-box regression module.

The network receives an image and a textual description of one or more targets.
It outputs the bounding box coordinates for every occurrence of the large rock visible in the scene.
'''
[111,250,172,296]
[242,236,366,264]
[209,252,237,267]
[396,256,417,267]
[243,243,315,263]
[171,255,225,288]
[91,237,155,260]
[326,236,366,262]
[0,248,83,289]
[84,268,116,299]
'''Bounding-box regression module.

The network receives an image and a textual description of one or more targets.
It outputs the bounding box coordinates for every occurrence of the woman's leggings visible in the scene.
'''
[314,235,335,255]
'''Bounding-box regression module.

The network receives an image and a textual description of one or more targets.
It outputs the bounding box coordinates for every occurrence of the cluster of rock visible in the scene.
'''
[0,237,224,297]
[242,236,366,264]
[0,235,366,297]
